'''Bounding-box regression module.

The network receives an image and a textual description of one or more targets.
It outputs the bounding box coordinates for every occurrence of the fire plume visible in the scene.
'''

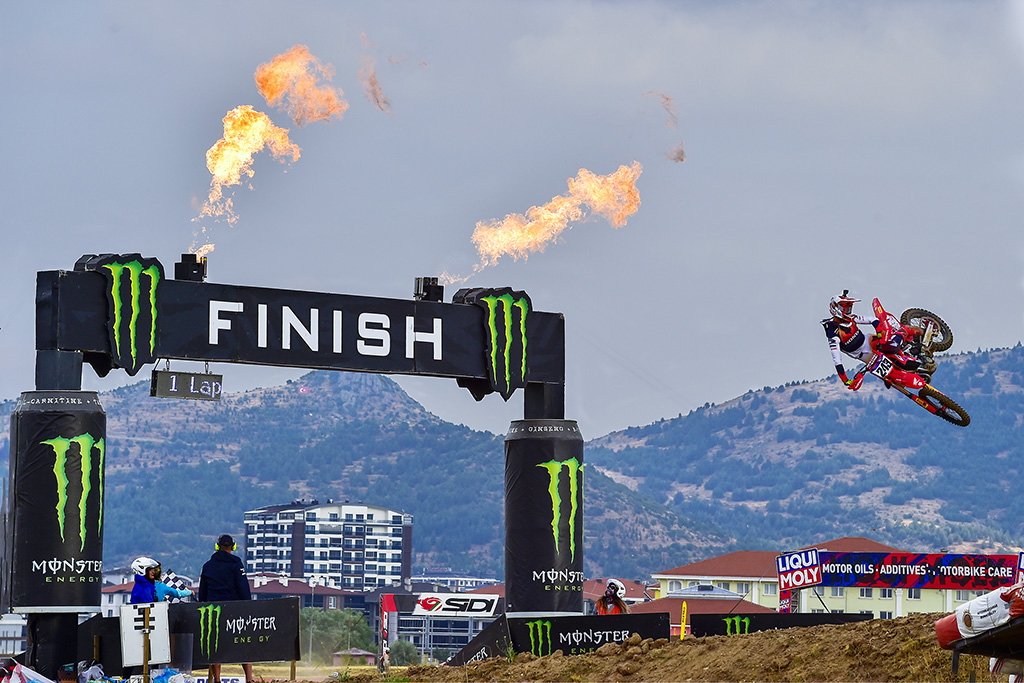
[254,45,349,126]
[199,105,300,224]
[471,162,642,267]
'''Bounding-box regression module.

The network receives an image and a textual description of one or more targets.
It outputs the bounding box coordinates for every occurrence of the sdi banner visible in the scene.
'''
[5,392,106,610]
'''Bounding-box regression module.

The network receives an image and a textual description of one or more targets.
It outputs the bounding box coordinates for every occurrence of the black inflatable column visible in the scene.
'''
[504,419,583,615]
[5,392,106,678]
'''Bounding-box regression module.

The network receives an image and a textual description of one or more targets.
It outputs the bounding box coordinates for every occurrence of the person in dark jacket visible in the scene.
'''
[199,534,253,683]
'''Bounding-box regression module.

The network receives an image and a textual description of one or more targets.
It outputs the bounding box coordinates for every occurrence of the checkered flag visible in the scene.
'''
[163,570,192,602]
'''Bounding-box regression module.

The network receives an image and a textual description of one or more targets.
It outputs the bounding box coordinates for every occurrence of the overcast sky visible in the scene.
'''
[2,1,1023,438]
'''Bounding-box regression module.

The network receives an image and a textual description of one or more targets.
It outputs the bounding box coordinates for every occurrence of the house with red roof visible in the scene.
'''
[650,536,990,618]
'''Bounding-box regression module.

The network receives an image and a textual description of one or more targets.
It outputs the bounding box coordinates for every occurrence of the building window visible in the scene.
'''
[715,582,730,591]
[328,596,337,609]
[812,586,825,596]
[879,611,893,619]
[860,588,873,599]
[908,588,921,600]
[668,581,682,592]
[880,588,893,599]
[735,582,751,595]
[762,583,777,595]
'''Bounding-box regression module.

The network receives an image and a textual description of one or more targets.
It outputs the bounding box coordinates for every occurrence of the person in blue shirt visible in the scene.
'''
[129,556,193,604]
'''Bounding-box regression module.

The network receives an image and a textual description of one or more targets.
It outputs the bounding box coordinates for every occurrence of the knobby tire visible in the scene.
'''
[919,385,970,427]
[900,308,954,352]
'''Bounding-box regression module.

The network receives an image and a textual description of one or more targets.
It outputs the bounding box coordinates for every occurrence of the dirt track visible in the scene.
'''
[349,613,1000,682]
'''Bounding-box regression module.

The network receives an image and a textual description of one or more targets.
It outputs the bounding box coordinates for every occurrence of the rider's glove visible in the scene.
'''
[846,374,864,391]
[836,366,849,385]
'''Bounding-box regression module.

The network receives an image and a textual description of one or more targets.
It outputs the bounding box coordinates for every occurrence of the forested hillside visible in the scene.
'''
[2,344,1022,582]
[589,344,1024,556]
[0,371,727,580]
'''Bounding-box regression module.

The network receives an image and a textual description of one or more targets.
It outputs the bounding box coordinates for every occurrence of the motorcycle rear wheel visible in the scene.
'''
[919,386,970,427]
[900,308,953,352]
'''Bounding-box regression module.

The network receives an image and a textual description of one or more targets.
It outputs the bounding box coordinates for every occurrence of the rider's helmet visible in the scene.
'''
[606,578,626,599]
[131,556,160,577]
[829,290,860,322]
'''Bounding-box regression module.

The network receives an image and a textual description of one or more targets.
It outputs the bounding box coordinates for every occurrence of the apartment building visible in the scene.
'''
[244,499,412,590]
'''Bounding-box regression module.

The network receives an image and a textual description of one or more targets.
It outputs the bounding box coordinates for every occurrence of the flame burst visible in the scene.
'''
[199,105,301,224]
[471,162,643,268]
[360,56,392,113]
[254,45,349,127]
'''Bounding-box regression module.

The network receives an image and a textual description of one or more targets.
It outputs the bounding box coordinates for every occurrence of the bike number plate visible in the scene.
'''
[874,356,894,377]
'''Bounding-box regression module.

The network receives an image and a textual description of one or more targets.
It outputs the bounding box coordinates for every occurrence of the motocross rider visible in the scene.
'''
[822,291,917,390]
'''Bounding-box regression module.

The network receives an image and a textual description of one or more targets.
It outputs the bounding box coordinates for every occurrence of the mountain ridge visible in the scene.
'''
[1,344,1022,580]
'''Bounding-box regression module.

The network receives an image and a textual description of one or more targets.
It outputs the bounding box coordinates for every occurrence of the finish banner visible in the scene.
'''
[504,420,584,614]
[5,391,106,610]
[37,260,566,394]
[818,552,1017,590]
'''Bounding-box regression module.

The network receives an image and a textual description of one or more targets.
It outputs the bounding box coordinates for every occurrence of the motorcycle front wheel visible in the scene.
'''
[900,308,954,352]
[919,386,970,427]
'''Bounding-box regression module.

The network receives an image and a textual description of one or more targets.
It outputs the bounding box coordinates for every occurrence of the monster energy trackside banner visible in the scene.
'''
[78,598,299,675]
[171,597,299,666]
[37,259,564,393]
[5,392,105,610]
[504,420,584,614]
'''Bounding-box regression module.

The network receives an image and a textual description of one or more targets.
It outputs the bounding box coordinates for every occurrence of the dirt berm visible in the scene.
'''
[353,613,1003,682]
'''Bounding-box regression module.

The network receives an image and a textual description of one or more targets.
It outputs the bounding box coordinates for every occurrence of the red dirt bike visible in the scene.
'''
[849,299,970,427]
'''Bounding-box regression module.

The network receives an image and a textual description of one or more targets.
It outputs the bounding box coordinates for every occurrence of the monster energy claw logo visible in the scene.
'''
[525,619,552,657]
[723,616,751,635]
[473,288,531,400]
[537,457,583,561]
[97,254,163,375]
[41,433,105,551]
[199,604,222,657]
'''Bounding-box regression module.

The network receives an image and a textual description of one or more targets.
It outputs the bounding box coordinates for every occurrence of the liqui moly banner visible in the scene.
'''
[778,590,792,614]
[818,552,1016,590]
[777,549,822,591]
